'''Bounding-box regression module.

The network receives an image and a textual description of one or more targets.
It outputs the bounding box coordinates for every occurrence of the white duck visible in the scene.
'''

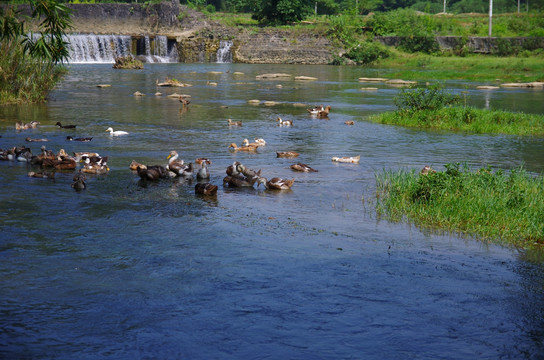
[332,155,360,164]
[106,127,129,136]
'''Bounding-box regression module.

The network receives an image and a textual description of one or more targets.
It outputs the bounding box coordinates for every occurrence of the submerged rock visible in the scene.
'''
[113,56,144,69]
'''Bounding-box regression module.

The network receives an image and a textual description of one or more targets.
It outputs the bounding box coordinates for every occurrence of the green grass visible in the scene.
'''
[0,40,67,104]
[369,107,544,136]
[207,12,259,27]
[375,163,544,248]
[373,54,544,82]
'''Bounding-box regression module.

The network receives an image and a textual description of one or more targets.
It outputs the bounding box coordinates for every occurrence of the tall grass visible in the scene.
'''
[375,163,544,248]
[0,38,66,104]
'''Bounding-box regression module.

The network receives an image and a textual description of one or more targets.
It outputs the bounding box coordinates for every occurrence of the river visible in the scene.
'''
[1,63,543,359]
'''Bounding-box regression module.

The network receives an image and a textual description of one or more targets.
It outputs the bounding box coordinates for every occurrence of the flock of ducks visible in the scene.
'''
[2,122,126,191]
[128,148,301,196]
[3,100,365,195]
[1,141,109,190]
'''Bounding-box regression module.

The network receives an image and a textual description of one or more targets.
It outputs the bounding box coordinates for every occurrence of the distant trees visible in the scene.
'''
[250,0,313,23]
[208,0,542,21]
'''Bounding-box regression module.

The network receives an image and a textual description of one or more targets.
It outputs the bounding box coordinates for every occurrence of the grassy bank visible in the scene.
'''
[369,106,544,136]
[375,163,544,248]
[0,44,67,104]
[373,54,544,82]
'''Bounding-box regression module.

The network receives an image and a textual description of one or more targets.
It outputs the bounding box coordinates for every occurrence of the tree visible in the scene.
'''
[251,0,313,24]
[1,0,72,64]
[0,0,72,103]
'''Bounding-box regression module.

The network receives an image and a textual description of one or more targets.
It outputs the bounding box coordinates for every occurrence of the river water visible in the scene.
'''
[1,63,543,359]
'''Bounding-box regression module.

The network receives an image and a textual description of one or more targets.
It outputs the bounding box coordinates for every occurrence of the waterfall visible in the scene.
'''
[65,34,132,63]
[217,40,233,63]
[65,34,178,64]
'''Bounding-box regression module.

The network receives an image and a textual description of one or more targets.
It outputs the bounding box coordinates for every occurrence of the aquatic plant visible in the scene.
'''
[370,106,544,136]
[393,83,460,113]
[375,163,544,248]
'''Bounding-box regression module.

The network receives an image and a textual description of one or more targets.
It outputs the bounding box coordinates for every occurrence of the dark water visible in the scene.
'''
[1,64,544,359]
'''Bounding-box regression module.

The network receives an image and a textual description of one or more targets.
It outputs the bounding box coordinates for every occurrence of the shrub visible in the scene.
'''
[493,38,521,56]
[205,4,216,13]
[345,40,390,64]
[394,83,460,113]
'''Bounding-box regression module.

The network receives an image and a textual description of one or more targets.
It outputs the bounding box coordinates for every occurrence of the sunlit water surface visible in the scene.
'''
[1,64,544,359]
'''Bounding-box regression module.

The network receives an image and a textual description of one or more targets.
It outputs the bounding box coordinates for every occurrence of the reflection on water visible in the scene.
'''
[1,64,543,359]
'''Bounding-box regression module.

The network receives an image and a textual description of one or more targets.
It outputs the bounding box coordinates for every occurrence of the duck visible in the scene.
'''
[56,121,76,129]
[257,177,295,190]
[276,117,293,126]
[227,119,242,126]
[344,121,355,125]
[317,105,332,118]
[166,150,183,169]
[196,161,210,180]
[195,157,212,166]
[53,152,77,170]
[229,143,258,152]
[222,174,259,188]
[73,169,87,183]
[25,137,49,142]
[241,139,264,148]
[307,104,324,115]
[253,138,266,146]
[28,171,55,179]
[56,148,72,160]
[137,165,169,181]
[332,155,360,164]
[176,162,194,177]
[236,163,261,179]
[82,162,109,174]
[195,183,218,196]
[179,96,190,106]
[106,127,129,136]
[67,136,93,142]
[129,160,146,171]
[290,163,318,172]
[15,121,40,130]
[33,145,56,166]
[81,154,108,167]
[276,151,299,158]
[71,178,86,191]
[4,147,17,161]
[167,151,193,177]
[420,165,436,175]
[16,147,33,162]
[73,152,100,162]
[226,161,241,176]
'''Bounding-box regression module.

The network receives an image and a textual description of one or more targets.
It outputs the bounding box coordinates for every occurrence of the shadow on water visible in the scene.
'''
[1,63,543,359]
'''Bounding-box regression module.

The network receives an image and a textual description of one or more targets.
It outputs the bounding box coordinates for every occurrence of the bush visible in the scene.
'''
[394,83,460,112]
[206,4,216,13]
[327,14,364,44]
[251,0,312,24]
[345,40,390,64]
